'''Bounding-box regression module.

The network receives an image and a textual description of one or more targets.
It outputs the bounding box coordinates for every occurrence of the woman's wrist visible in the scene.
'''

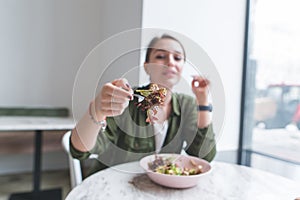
[195,93,209,105]
[89,101,106,121]
[196,98,209,106]
[89,101,107,130]
[197,104,213,112]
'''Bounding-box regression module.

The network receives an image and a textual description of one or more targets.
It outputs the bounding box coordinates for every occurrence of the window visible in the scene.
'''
[239,0,300,180]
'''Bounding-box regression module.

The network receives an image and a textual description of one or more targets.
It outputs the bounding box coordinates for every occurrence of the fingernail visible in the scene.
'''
[128,95,133,100]
[126,83,131,89]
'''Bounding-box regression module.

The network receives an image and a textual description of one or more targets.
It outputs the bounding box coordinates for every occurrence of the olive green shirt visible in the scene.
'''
[70,87,216,176]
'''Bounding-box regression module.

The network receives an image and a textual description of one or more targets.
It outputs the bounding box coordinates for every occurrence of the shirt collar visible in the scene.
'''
[171,93,181,116]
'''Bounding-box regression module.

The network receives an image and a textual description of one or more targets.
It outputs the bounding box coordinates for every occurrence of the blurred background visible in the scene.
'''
[0,0,299,199]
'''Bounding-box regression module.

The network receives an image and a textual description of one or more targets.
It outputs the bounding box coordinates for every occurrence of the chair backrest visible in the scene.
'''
[62,131,83,188]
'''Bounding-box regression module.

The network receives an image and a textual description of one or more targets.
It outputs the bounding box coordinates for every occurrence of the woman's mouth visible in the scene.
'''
[163,70,176,76]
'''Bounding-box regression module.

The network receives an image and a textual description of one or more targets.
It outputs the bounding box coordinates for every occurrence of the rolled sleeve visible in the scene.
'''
[179,95,216,162]
[185,124,216,162]
[69,137,92,160]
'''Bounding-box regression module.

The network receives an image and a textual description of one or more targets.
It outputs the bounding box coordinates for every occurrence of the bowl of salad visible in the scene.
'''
[139,153,211,188]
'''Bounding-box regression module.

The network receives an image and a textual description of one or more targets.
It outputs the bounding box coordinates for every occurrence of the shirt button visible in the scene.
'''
[134,142,139,148]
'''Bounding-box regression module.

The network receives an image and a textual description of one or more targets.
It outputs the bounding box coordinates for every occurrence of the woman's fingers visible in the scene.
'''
[101,91,130,103]
[103,79,133,100]
[95,78,133,117]
[191,76,210,89]
[191,75,210,105]
[112,78,132,92]
[100,101,129,110]
[100,103,129,116]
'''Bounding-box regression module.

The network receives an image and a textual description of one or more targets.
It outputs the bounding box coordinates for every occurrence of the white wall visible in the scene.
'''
[0,0,142,116]
[141,0,246,152]
[0,0,245,174]
[0,0,99,111]
[1,0,245,151]
[0,0,142,174]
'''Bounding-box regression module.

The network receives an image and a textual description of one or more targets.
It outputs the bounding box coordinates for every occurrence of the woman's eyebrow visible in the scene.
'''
[153,49,183,55]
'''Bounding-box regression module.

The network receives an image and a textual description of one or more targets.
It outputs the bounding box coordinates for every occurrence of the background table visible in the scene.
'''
[66,161,300,200]
[0,116,75,200]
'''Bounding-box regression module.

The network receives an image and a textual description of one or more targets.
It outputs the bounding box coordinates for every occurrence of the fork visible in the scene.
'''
[132,94,145,102]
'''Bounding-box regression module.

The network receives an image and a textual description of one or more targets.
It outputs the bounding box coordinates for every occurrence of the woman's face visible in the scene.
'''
[144,38,185,90]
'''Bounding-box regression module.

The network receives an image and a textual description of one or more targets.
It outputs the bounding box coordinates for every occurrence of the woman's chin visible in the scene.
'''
[151,77,180,90]
[157,80,179,90]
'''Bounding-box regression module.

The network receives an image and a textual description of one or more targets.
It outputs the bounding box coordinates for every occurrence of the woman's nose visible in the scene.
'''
[166,55,175,67]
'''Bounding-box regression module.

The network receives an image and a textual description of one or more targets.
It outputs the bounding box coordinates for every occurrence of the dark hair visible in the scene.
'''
[145,34,186,63]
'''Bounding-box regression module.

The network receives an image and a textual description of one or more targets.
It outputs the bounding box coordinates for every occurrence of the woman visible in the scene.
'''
[70,34,216,176]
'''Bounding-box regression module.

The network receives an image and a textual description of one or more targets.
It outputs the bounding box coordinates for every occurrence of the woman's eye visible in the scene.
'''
[174,56,182,61]
[155,55,165,59]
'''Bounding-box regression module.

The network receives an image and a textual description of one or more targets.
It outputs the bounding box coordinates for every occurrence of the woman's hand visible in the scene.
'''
[92,78,133,121]
[71,78,132,152]
[191,76,210,105]
[191,75,212,128]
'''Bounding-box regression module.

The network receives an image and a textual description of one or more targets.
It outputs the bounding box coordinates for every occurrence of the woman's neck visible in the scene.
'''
[163,89,172,106]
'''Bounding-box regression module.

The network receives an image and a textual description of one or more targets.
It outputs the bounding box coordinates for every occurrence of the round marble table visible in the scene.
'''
[66,161,300,200]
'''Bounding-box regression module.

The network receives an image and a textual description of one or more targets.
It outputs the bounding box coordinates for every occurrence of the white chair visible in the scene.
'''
[62,131,99,188]
[62,131,83,188]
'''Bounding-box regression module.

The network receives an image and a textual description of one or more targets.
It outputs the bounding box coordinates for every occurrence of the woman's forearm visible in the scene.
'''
[71,109,103,152]
[197,111,211,128]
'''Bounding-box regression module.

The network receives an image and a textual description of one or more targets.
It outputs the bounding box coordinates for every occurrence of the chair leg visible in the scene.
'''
[68,155,82,188]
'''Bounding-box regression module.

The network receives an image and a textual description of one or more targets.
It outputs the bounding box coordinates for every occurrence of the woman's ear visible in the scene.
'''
[144,62,149,74]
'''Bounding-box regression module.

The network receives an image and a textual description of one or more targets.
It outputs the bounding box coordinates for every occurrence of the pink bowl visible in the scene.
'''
[139,153,211,188]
